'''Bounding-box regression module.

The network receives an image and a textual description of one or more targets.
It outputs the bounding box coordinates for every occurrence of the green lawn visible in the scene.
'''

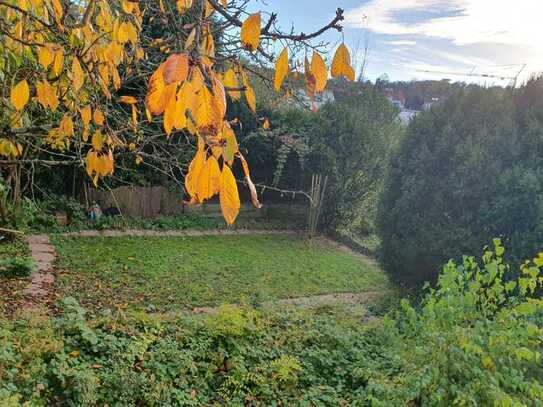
[52,234,389,313]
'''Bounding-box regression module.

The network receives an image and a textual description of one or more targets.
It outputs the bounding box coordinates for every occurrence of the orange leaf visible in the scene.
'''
[37,44,54,70]
[80,105,92,129]
[71,57,85,92]
[10,80,30,111]
[220,165,240,224]
[163,83,179,135]
[162,53,189,85]
[305,57,316,100]
[222,122,238,164]
[274,47,289,91]
[145,63,167,115]
[59,115,74,138]
[119,96,137,104]
[240,13,261,51]
[311,52,328,92]
[245,85,256,113]
[331,44,355,81]
[177,0,193,13]
[222,68,240,100]
[92,130,104,150]
[185,146,206,199]
[197,155,221,201]
[93,109,105,126]
[52,47,64,77]
[36,81,58,111]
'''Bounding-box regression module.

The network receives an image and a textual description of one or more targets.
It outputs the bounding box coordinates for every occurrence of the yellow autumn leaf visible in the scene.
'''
[211,73,227,120]
[185,146,206,199]
[263,118,270,129]
[185,28,197,50]
[119,96,137,104]
[92,130,104,150]
[37,44,54,70]
[163,86,178,136]
[240,13,261,51]
[36,81,58,111]
[51,0,63,25]
[245,85,256,112]
[194,84,223,131]
[145,63,167,115]
[220,165,240,225]
[222,68,240,100]
[305,57,316,99]
[197,155,221,201]
[311,52,328,92]
[59,115,74,138]
[93,109,105,126]
[162,53,189,85]
[131,105,138,128]
[331,44,355,81]
[10,80,30,111]
[80,105,92,129]
[222,122,238,164]
[71,57,85,92]
[173,84,189,130]
[122,0,136,14]
[274,47,289,91]
[117,21,134,44]
[177,0,192,14]
[53,48,64,77]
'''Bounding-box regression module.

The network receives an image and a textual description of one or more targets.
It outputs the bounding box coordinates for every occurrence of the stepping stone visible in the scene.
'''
[30,243,56,254]
[27,234,50,244]
[24,234,58,307]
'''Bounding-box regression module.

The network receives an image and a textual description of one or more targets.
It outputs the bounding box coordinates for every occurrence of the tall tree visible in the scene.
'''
[0,0,354,223]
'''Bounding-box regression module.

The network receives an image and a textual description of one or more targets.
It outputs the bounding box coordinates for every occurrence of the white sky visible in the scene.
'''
[344,0,543,84]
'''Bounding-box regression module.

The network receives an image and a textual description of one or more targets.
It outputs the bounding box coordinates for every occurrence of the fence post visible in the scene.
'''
[307,173,328,240]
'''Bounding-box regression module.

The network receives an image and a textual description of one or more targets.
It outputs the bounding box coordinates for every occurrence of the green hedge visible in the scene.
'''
[378,84,543,285]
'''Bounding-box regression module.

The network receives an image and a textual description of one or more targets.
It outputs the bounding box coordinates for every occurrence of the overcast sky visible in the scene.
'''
[251,0,542,85]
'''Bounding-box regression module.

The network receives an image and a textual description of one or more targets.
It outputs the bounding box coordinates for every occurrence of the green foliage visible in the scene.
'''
[245,85,403,239]
[0,257,34,278]
[2,243,543,405]
[378,83,543,285]
[52,235,389,313]
[0,299,387,405]
[312,89,403,236]
[371,240,543,405]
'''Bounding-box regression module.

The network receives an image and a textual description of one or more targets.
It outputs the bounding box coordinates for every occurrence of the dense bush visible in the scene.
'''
[374,240,543,405]
[378,83,543,285]
[247,85,403,238]
[2,241,543,405]
[312,88,403,236]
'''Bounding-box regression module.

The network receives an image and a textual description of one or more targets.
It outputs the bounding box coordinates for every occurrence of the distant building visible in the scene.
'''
[383,88,406,109]
[399,109,419,125]
[292,88,335,110]
[422,97,440,111]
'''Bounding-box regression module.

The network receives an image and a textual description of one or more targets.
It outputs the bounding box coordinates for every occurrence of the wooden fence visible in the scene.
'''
[86,185,307,220]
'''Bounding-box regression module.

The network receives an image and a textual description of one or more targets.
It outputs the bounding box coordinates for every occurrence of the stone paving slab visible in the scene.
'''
[23,235,56,306]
